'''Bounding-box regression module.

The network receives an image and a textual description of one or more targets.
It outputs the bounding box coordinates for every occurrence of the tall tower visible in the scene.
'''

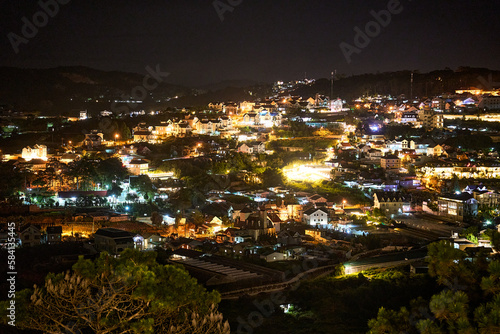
[330,70,337,112]
[410,72,414,101]
[330,71,335,101]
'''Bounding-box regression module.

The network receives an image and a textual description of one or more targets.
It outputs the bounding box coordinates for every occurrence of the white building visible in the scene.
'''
[303,207,329,227]
[22,145,47,161]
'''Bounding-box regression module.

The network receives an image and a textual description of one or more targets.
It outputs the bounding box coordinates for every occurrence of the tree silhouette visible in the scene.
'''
[1,249,228,334]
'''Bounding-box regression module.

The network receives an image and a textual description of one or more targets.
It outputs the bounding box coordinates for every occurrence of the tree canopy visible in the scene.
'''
[368,241,500,334]
[1,249,228,334]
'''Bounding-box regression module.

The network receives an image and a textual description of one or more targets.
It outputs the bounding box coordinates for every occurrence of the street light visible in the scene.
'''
[115,133,119,144]
[342,200,347,210]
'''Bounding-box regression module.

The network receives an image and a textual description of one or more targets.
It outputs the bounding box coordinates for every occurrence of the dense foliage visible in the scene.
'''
[368,240,500,333]
[0,249,228,334]
[220,268,438,334]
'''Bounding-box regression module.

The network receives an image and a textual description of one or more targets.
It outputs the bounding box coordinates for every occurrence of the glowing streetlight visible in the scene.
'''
[342,200,347,210]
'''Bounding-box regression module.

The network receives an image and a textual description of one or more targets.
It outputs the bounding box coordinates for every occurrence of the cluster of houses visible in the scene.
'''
[0,225,62,248]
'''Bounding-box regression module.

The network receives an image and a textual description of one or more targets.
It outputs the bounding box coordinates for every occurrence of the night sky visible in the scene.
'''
[0,0,499,86]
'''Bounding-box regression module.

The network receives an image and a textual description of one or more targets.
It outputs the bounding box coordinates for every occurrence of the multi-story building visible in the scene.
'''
[19,224,41,247]
[471,187,500,208]
[83,131,104,147]
[44,226,62,244]
[22,144,47,161]
[303,207,329,227]
[373,192,411,216]
[438,193,478,222]
[94,228,135,254]
[419,107,443,129]
[127,159,149,175]
[479,96,500,111]
[381,155,401,170]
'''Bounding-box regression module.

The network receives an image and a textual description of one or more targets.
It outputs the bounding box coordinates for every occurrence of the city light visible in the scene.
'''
[283,164,332,182]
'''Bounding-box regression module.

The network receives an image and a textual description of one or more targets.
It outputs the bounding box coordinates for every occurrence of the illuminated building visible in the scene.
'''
[303,207,329,227]
[83,132,104,147]
[373,192,411,216]
[329,98,343,112]
[380,155,400,170]
[419,106,443,129]
[239,101,255,113]
[79,110,88,120]
[94,228,135,254]
[127,159,149,175]
[22,144,48,161]
[237,142,265,154]
[418,164,500,179]
[438,193,477,222]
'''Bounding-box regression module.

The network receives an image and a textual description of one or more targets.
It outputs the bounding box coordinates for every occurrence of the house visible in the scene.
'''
[427,144,447,157]
[259,110,274,127]
[277,230,301,246]
[472,187,500,207]
[261,251,286,262]
[242,112,259,126]
[373,192,411,216]
[22,144,47,161]
[193,118,219,135]
[367,149,383,161]
[133,130,153,142]
[224,228,252,244]
[44,226,62,244]
[208,102,224,111]
[237,142,266,154]
[127,159,149,175]
[380,155,401,170]
[307,194,328,206]
[240,101,256,113]
[235,210,276,241]
[19,224,41,247]
[338,142,356,153]
[94,228,135,254]
[237,206,254,222]
[438,193,478,222]
[84,132,103,148]
[219,116,233,130]
[223,102,238,114]
[303,207,329,227]
[400,111,420,125]
[142,233,167,250]
[176,121,192,137]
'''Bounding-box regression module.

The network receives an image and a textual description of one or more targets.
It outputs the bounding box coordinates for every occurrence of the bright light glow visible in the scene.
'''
[22,145,48,161]
[283,164,331,182]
